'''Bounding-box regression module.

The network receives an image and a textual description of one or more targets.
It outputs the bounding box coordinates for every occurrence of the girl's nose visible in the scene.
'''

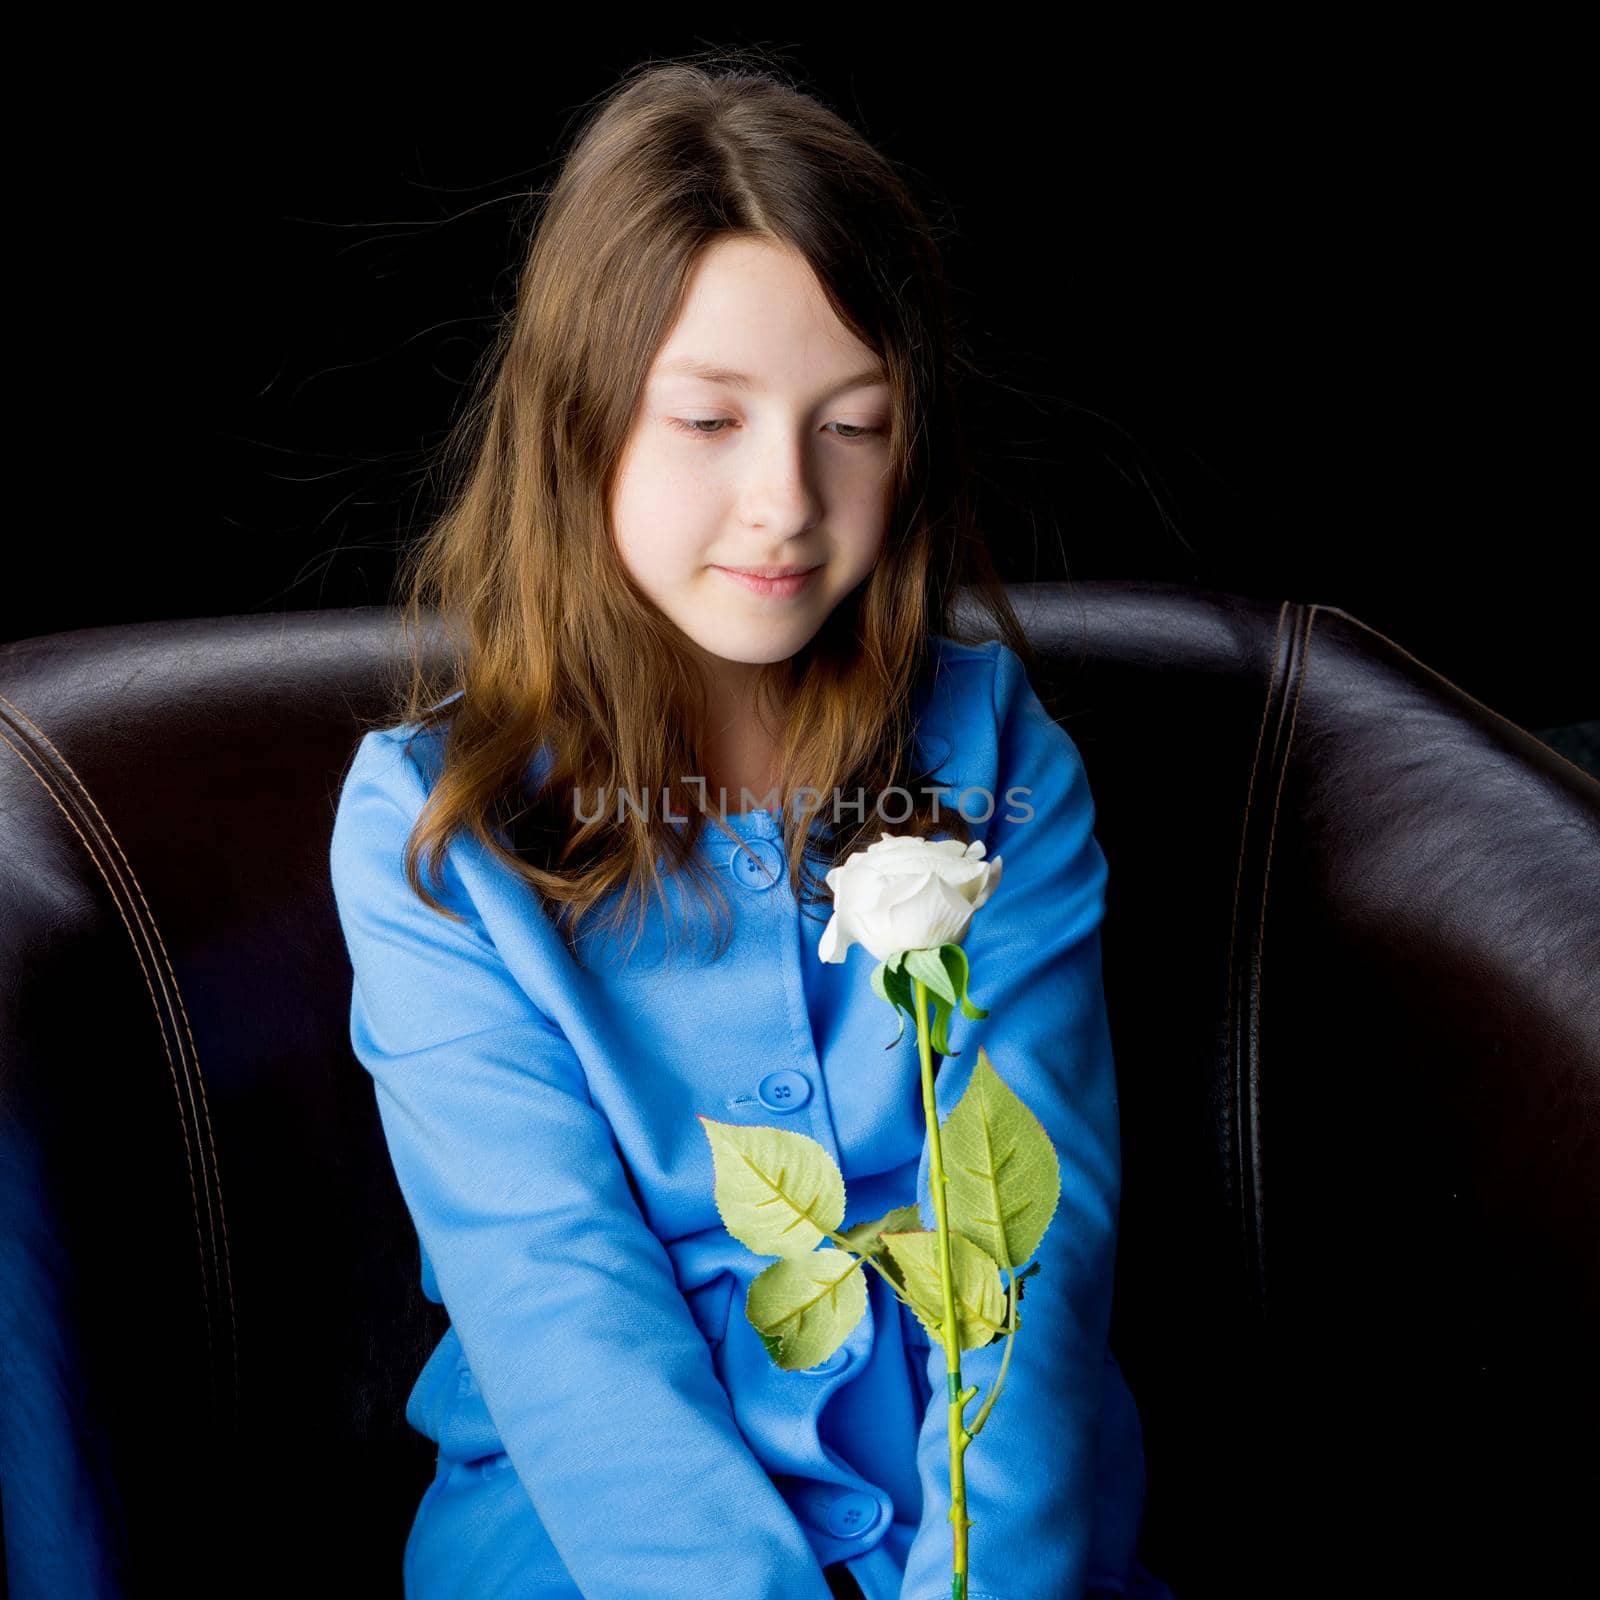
[736,433,824,533]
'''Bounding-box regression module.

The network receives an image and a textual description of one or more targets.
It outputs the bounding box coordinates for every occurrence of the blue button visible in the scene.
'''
[457,1367,476,1396]
[728,838,783,891]
[803,1346,852,1376]
[757,1069,812,1112]
[825,1491,883,1539]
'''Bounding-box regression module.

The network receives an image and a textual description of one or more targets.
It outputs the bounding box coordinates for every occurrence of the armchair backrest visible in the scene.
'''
[3,581,1594,1596]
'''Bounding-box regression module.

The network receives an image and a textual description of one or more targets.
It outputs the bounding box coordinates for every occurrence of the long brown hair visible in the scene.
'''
[365,48,1037,968]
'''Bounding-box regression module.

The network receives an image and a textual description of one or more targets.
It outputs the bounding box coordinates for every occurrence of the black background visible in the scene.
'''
[13,29,1591,751]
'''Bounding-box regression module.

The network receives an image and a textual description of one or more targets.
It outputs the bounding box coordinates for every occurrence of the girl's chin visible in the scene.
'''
[685,618,821,666]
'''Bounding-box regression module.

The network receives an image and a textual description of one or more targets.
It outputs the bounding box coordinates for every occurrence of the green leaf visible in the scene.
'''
[869,961,907,1046]
[939,943,989,1021]
[879,1228,1008,1352]
[745,1247,869,1371]
[983,1276,1026,1346]
[839,1204,923,1256]
[698,1118,845,1259]
[929,992,956,1057]
[839,1204,922,1295]
[939,1046,1062,1275]
[881,960,915,1016]
[903,947,957,1007]
[875,960,918,1047]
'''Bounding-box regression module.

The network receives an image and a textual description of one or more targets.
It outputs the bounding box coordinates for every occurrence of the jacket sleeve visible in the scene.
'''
[329,728,835,1600]
[898,643,1123,1600]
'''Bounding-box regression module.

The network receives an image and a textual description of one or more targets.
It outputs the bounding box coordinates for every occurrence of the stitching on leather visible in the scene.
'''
[1335,608,1600,794]
[0,708,233,1390]
[0,694,237,1407]
[1250,603,1315,1286]
[1224,600,1289,1256]
[0,719,218,1373]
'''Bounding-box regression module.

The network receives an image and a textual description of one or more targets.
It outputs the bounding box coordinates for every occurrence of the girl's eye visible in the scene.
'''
[666,417,887,443]
[668,417,735,437]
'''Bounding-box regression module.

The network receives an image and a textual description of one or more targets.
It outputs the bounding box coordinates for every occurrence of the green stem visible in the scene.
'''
[913,976,973,1600]
[966,1269,1018,1437]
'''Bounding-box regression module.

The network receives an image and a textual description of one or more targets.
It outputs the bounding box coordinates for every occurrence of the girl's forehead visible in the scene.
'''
[648,353,888,399]
[653,238,881,384]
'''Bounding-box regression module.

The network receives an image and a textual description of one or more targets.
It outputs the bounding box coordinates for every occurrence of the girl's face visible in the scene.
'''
[609,236,893,679]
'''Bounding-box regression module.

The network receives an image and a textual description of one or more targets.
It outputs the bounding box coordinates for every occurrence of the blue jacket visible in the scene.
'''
[329,636,1173,1600]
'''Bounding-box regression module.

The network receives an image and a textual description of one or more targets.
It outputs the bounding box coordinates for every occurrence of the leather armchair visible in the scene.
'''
[3,582,1595,1597]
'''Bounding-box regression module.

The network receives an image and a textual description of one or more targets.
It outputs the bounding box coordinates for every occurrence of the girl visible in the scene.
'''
[330,51,1174,1600]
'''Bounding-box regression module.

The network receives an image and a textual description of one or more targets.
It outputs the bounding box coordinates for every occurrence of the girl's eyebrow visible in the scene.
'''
[653,357,889,399]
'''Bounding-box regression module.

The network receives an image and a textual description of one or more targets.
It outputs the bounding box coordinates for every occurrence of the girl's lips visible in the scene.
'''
[713,565,820,598]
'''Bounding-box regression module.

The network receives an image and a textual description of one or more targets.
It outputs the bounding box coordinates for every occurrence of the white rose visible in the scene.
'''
[818,833,1003,965]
